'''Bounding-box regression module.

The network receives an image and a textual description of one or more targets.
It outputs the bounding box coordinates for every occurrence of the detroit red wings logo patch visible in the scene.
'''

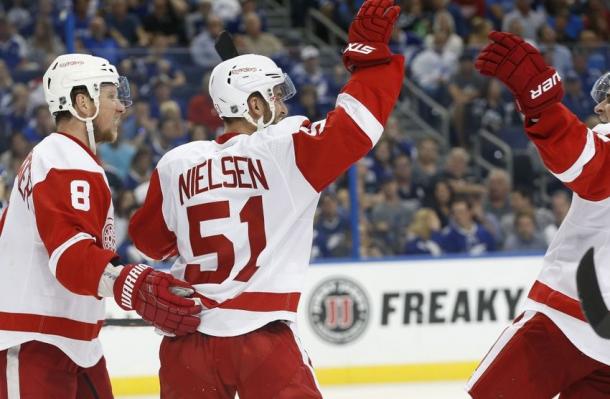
[102,217,116,251]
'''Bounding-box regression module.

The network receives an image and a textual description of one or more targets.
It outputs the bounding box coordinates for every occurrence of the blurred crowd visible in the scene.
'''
[0,0,608,261]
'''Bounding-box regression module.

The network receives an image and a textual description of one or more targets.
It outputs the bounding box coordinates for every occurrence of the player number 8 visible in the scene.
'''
[70,180,90,211]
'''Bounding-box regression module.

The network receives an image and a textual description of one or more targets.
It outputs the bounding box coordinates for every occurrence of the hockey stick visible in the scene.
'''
[215,31,239,61]
[576,247,610,338]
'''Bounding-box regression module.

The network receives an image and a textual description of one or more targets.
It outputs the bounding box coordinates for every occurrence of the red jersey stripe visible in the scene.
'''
[0,312,104,341]
[528,280,586,322]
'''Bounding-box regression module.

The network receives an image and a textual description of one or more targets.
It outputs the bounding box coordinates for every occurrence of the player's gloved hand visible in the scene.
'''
[113,264,202,336]
[342,0,400,72]
[475,31,564,118]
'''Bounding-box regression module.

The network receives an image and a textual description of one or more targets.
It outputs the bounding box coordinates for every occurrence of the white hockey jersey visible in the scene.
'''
[520,103,610,364]
[0,133,118,367]
[129,56,405,336]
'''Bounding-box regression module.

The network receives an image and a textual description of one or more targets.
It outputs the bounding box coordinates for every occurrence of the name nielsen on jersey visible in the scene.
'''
[178,155,268,205]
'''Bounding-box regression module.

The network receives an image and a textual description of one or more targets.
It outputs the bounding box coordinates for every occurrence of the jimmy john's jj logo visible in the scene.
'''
[308,278,369,344]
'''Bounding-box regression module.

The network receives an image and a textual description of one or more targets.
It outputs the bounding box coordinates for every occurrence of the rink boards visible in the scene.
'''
[103,254,544,395]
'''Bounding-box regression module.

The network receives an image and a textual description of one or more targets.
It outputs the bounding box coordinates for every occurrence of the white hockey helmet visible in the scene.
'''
[43,53,131,153]
[591,71,610,104]
[209,54,296,129]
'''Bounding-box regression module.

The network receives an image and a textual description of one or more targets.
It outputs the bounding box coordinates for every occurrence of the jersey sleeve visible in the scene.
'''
[291,55,405,192]
[32,169,117,296]
[525,103,610,201]
[128,169,178,260]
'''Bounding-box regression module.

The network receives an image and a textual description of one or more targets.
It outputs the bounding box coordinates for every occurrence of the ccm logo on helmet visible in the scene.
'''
[530,72,561,100]
[344,43,376,55]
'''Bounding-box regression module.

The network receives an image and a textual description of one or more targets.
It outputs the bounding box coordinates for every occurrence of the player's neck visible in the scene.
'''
[224,120,257,135]
[56,120,92,148]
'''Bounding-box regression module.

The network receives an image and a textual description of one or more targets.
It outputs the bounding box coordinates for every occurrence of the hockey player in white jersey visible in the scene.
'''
[0,54,201,398]
[467,31,610,398]
[128,0,404,397]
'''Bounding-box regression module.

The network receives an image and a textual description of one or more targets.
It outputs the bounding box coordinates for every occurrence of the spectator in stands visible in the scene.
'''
[114,189,138,253]
[187,72,223,135]
[424,10,463,59]
[6,0,31,34]
[0,16,27,70]
[190,14,223,69]
[424,178,454,227]
[105,0,147,47]
[467,16,494,50]
[98,126,137,182]
[369,176,416,254]
[210,0,242,25]
[312,192,351,258]
[0,131,30,186]
[563,70,596,121]
[139,37,186,91]
[289,84,325,121]
[404,208,443,256]
[73,0,93,41]
[142,0,188,46]
[26,19,64,69]
[226,0,267,35]
[410,29,457,101]
[238,12,284,58]
[485,0,514,30]
[469,78,521,140]
[549,3,584,43]
[412,137,441,194]
[147,76,183,119]
[543,190,571,245]
[393,154,425,207]
[396,0,428,39]
[441,196,496,255]
[359,221,388,258]
[185,0,213,40]
[290,45,334,112]
[22,104,53,144]
[501,0,546,41]
[124,147,154,191]
[484,168,512,221]
[1,83,29,134]
[447,54,485,147]
[384,115,415,159]
[501,186,554,240]
[584,0,610,41]
[439,147,484,197]
[370,139,395,186]
[537,24,573,78]
[504,211,547,252]
[578,30,607,78]
[120,99,157,146]
[148,117,185,163]
[81,16,122,66]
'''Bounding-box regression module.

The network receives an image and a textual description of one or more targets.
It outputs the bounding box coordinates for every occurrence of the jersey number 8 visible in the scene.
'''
[70,180,90,211]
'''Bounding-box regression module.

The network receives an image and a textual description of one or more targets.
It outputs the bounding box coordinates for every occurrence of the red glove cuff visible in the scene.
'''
[342,42,392,72]
[113,264,151,311]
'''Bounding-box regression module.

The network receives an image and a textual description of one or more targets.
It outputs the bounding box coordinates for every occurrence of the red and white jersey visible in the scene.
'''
[130,56,405,336]
[0,133,118,367]
[521,103,610,364]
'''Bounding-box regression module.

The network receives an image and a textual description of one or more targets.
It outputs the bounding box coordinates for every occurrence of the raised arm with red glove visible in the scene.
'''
[475,31,564,118]
[100,263,202,336]
[342,0,400,72]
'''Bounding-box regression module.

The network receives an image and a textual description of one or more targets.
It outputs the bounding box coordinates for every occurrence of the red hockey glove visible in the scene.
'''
[475,31,563,118]
[342,0,400,72]
[113,264,202,336]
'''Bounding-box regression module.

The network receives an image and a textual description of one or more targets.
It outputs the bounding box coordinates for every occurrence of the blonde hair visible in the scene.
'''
[408,208,437,240]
